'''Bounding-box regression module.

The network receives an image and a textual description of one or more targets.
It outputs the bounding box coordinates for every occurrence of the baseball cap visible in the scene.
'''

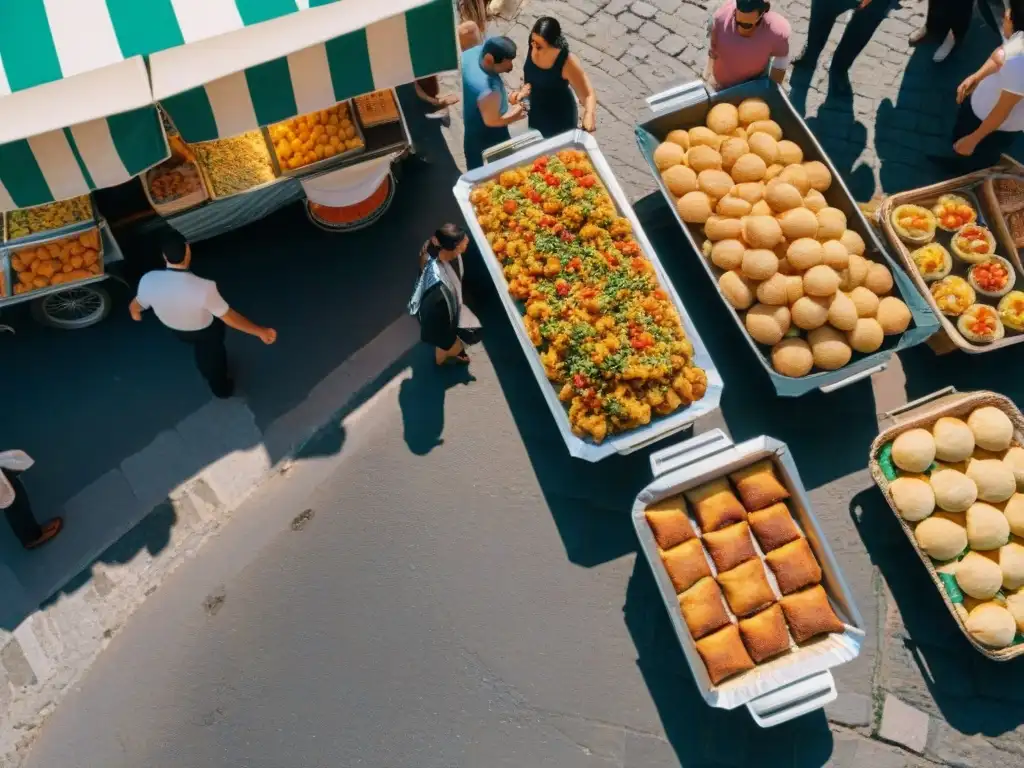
[482,36,517,63]
[735,0,768,11]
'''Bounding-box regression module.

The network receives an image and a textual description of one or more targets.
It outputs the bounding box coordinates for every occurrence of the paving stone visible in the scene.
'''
[619,11,643,31]
[582,15,631,59]
[656,33,686,57]
[564,0,602,17]
[878,694,929,754]
[638,20,667,44]
[630,0,656,19]
[0,641,35,689]
[602,0,631,14]
[927,719,1024,768]
[120,429,198,511]
[826,691,873,728]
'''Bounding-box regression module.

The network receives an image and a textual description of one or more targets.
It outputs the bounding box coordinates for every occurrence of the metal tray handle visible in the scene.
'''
[482,130,546,165]
[882,386,958,424]
[649,428,733,478]
[745,669,837,728]
[645,80,709,118]
[818,363,886,394]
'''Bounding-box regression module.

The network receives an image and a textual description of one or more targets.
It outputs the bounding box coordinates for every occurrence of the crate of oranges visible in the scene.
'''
[9,228,103,296]
[268,102,366,175]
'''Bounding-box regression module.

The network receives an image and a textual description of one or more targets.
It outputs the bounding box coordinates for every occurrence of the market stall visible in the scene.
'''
[633,79,940,397]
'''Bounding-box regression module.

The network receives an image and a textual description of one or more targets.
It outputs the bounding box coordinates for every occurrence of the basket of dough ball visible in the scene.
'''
[636,78,938,396]
[633,428,866,726]
[870,387,1024,660]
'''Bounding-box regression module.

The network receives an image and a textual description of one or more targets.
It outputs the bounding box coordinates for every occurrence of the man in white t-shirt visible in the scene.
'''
[129,229,276,398]
[947,6,1024,170]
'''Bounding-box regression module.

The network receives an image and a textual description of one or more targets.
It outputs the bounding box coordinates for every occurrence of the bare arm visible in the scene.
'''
[478,91,525,128]
[129,297,146,321]
[220,308,276,344]
[769,66,787,85]
[957,89,1024,153]
[414,81,441,107]
[564,54,597,132]
[958,47,1007,103]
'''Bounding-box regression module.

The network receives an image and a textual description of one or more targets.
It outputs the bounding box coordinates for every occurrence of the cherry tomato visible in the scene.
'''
[573,373,587,389]
[604,252,618,267]
[559,230,575,242]
[579,176,597,188]
[570,168,584,178]
[544,174,559,187]
[555,280,570,296]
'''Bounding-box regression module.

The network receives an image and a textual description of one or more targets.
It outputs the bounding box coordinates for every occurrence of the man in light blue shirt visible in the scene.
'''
[461,36,526,169]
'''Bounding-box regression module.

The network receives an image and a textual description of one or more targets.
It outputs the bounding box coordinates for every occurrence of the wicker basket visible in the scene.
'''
[868,387,1024,661]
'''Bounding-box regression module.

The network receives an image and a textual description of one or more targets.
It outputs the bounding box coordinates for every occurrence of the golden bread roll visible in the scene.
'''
[966,602,1017,647]
[698,169,735,200]
[779,164,810,195]
[720,137,749,170]
[1006,590,1024,632]
[687,145,723,173]
[892,428,937,472]
[741,248,779,281]
[1006,494,1024,537]
[665,129,690,150]
[821,240,850,270]
[803,265,841,297]
[732,182,764,204]
[828,292,859,331]
[785,275,805,304]
[1000,542,1024,590]
[968,407,1014,452]
[967,459,1017,503]
[803,189,827,212]
[745,303,791,345]
[711,239,745,270]
[737,97,770,125]
[1003,447,1024,489]
[808,326,852,370]
[888,476,935,522]
[764,180,803,212]
[707,102,740,135]
[864,263,894,295]
[786,238,823,271]
[846,314,884,350]
[956,552,1004,599]
[751,199,773,216]
[967,501,1011,550]
[876,296,911,334]
[930,469,977,512]
[771,337,814,377]
[747,119,783,141]
[742,215,783,249]
[839,229,866,256]
[791,295,830,330]
[716,194,752,218]
[776,140,803,166]
[802,160,832,191]
[747,132,779,165]
[705,215,744,241]
[933,417,975,463]
[816,207,847,240]
[838,254,870,291]
[756,272,791,305]
[689,125,722,151]
[662,165,698,196]
[764,163,784,181]
[677,191,713,223]
[915,515,968,561]
[779,207,819,240]
[731,153,768,183]
[719,270,756,309]
[654,141,686,170]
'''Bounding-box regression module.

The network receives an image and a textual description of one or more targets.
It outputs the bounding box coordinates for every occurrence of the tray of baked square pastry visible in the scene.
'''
[454,129,723,462]
[870,387,1024,661]
[632,428,865,726]
[634,78,938,397]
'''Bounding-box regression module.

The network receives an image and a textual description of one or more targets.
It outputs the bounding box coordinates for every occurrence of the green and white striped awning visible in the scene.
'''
[0,106,169,212]
[162,0,457,142]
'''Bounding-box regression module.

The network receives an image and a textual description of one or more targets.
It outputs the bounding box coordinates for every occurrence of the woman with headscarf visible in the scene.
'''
[410,224,481,366]
[512,17,597,138]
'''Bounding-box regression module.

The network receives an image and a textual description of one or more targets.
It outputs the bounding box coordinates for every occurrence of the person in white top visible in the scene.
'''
[129,229,277,398]
[949,2,1024,170]
[0,451,63,550]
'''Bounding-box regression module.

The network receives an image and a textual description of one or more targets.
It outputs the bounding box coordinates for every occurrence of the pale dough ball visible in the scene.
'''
[828,292,859,331]
[1005,590,1024,632]
[711,239,745,270]
[677,191,713,223]
[967,459,1017,503]
[719,270,756,309]
[915,516,968,561]
[745,303,791,345]
[764,181,803,212]
[808,325,852,370]
[665,129,690,150]
[840,228,866,256]
[803,265,841,297]
[929,469,977,512]
[791,295,830,330]
[662,165,698,197]
[1004,446,1024,489]
[776,140,803,166]
[876,296,912,335]
[779,207,819,240]
[838,253,870,292]
[737,97,771,125]
[742,215,783,249]
[698,169,735,200]
[889,476,935,521]
[816,207,847,240]
[968,407,1015,451]
[802,160,832,191]
[689,126,722,151]
[706,102,740,135]
[751,200,773,216]
[771,337,814,377]
[779,164,810,195]
[687,145,723,173]
[654,141,686,170]
[716,194,752,218]
[764,163,785,181]
[803,189,827,212]
[967,502,1011,550]
[720,137,749,170]
[957,552,1004,599]
[732,126,748,139]
[1005,494,1024,537]
[747,119,783,141]
[787,238,824,271]
[848,317,884,353]
[747,132,779,165]
[933,417,975,463]
[966,603,1017,648]
[705,215,743,241]
[732,182,764,204]
[1000,542,1024,590]
[849,285,879,318]
[741,248,779,281]
[892,428,937,473]
[731,153,768,183]
[756,272,791,305]
[819,240,848,271]
[864,263,894,295]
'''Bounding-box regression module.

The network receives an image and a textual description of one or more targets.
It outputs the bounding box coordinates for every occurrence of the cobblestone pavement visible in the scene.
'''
[467,2,1021,767]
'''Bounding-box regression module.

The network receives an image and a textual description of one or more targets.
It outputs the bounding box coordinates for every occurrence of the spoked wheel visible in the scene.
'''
[31,284,111,329]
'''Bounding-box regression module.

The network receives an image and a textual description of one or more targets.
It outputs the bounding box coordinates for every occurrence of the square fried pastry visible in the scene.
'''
[645,495,696,551]
[717,559,776,617]
[695,624,756,685]
[765,538,822,595]
[702,521,757,573]
[739,604,792,663]
[748,502,802,553]
[684,478,747,533]
[730,460,790,512]
[780,585,846,644]
[661,538,711,594]
[678,577,731,640]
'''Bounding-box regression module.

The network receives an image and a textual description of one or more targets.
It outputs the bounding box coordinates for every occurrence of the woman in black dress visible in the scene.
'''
[413,224,481,366]
[513,17,597,138]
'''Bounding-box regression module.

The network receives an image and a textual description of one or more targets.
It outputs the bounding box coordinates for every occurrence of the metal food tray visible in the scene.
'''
[869,387,1024,661]
[879,168,1024,353]
[191,136,281,203]
[634,78,938,397]
[143,160,211,216]
[3,197,98,247]
[632,429,865,725]
[453,130,723,462]
[267,101,367,179]
[0,220,119,307]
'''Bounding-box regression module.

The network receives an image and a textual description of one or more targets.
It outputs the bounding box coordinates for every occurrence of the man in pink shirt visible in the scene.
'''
[705,0,791,90]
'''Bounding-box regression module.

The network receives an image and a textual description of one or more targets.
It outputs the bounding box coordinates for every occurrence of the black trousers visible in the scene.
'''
[3,469,42,547]
[174,321,232,397]
[928,0,975,42]
[949,99,1017,172]
[802,0,896,72]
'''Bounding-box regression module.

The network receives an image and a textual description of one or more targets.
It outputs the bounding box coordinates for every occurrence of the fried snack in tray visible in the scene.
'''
[993,177,1024,214]
[148,160,203,202]
[193,131,276,197]
[7,196,93,239]
[469,150,708,444]
[269,102,364,172]
[10,228,102,295]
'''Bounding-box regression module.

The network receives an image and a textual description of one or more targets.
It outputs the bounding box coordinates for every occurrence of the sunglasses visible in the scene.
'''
[734,13,763,30]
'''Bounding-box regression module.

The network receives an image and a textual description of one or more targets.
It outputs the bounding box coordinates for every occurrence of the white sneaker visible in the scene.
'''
[487,0,506,15]
[934,31,956,63]
[909,25,928,45]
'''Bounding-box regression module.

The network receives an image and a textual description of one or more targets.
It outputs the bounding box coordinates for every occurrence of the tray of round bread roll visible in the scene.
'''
[632,429,866,726]
[870,387,1024,661]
